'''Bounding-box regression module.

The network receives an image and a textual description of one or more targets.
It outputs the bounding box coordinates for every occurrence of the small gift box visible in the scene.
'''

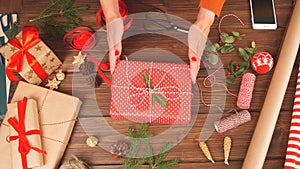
[110,60,192,124]
[6,97,45,169]
[0,82,82,169]
[0,26,62,85]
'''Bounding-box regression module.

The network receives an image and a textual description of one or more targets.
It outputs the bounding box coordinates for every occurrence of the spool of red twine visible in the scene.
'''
[237,73,256,109]
[214,110,251,133]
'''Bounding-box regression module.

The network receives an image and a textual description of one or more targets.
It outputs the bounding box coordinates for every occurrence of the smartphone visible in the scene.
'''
[249,0,277,30]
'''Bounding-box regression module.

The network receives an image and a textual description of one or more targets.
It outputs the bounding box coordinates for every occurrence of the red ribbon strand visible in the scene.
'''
[8,97,47,169]
[6,26,49,82]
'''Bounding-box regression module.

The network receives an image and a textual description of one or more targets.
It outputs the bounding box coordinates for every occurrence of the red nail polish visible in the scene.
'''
[191,57,197,62]
[115,50,119,56]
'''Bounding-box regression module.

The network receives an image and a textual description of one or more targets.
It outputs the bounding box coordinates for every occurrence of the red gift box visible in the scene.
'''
[110,60,192,124]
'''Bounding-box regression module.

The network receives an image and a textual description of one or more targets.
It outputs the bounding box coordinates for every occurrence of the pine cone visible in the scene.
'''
[79,61,95,75]
[86,73,102,88]
[110,142,130,158]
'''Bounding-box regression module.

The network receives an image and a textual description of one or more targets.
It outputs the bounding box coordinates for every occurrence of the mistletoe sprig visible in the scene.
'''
[214,31,244,54]
[143,70,168,108]
[226,41,256,84]
[124,123,179,169]
[202,31,244,65]
[29,0,89,38]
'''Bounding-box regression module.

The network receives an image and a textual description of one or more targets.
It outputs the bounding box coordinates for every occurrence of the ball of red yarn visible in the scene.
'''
[251,52,274,74]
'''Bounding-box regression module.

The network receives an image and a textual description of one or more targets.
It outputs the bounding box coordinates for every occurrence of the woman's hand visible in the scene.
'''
[99,0,123,74]
[188,7,215,83]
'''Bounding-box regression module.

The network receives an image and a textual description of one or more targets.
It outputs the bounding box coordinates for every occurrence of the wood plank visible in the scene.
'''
[84,159,285,169]
[62,111,292,166]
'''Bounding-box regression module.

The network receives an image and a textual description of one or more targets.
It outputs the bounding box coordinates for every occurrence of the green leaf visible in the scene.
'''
[220,45,235,54]
[238,48,250,61]
[155,142,172,165]
[225,75,235,84]
[128,127,135,138]
[213,43,220,50]
[152,94,168,108]
[208,54,219,65]
[156,159,179,169]
[224,36,235,43]
[244,48,255,55]
[143,70,154,89]
[220,32,229,42]
[228,64,235,74]
[234,62,249,77]
[232,31,240,37]
[251,41,256,49]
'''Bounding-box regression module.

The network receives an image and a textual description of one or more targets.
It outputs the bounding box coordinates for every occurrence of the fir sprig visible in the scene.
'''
[124,124,179,169]
[29,0,89,38]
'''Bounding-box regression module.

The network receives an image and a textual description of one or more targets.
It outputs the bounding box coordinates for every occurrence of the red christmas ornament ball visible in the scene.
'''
[251,52,274,74]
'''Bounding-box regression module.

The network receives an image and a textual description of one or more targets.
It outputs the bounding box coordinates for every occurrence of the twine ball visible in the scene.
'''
[251,52,274,74]
[59,155,91,169]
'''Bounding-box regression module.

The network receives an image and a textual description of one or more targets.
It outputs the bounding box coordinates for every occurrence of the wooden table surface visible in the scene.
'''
[2,0,300,168]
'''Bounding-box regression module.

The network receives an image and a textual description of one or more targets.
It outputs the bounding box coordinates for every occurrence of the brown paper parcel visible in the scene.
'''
[0,30,62,85]
[4,98,44,169]
[0,81,82,169]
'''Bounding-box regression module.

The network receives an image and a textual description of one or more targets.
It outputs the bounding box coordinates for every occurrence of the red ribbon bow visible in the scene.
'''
[63,26,96,51]
[96,0,133,31]
[8,97,47,169]
[6,26,49,82]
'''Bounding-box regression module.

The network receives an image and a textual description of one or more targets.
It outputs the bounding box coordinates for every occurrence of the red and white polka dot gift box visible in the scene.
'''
[110,60,192,124]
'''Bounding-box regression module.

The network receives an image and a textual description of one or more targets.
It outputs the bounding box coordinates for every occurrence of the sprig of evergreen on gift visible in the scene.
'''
[29,0,89,38]
[124,123,179,169]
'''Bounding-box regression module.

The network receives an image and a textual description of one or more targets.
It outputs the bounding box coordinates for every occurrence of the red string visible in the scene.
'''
[96,0,133,31]
[8,97,47,169]
[218,14,245,34]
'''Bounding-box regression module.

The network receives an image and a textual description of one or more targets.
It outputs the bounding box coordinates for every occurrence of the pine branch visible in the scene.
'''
[29,0,89,38]
[156,159,179,169]
[123,124,179,169]
[154,142,172,165]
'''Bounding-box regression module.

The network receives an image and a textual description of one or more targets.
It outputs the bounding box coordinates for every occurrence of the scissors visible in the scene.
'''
[144,8,189,34]
[0,11,19,33]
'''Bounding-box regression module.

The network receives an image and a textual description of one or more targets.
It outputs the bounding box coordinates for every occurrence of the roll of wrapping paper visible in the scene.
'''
[242,1,300,169]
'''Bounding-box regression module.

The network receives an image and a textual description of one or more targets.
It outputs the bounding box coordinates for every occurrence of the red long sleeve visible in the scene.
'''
[199,0,226,16]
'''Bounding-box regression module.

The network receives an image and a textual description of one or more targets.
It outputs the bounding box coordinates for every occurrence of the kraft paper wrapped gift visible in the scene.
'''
[0,26,62,85]
[3,97,45,169]
[110,60,192,124]
[0,81,82,169]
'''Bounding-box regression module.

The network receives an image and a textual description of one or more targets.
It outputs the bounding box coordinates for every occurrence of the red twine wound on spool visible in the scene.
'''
[237,73,256,109]
[96,0,133,31]
[63,26,96,51]
[214,110,251,133]
[8,97,47,169]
